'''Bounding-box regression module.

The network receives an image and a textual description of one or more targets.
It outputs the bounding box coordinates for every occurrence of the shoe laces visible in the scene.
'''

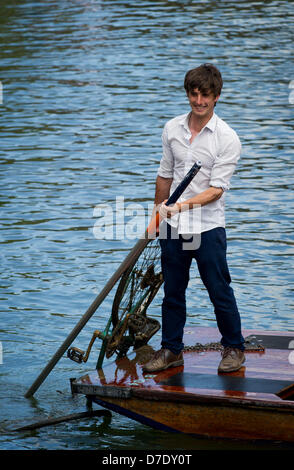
[153,348,165,359]
[222,347,238,359]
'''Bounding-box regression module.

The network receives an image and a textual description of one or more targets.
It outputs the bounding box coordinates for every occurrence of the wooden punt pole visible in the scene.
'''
[13,409,111,432]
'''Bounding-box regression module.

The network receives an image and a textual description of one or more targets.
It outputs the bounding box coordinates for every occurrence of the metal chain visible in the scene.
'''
[183,338,265,352]
[183,342,224,352]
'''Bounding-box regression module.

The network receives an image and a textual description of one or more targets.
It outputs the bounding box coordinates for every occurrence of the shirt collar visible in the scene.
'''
[180,112,217,133]
[205,113,217,132]
[179,113,190,131]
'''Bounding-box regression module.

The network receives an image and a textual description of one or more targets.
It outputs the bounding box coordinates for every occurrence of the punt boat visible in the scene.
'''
[70,326,294,443]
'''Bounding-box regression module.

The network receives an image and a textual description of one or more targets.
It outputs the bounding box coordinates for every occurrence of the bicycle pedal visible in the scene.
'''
[134,317,161,342]
[67,347,85,363]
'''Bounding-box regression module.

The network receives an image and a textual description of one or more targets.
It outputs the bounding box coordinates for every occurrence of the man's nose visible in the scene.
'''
[196,94,203,104]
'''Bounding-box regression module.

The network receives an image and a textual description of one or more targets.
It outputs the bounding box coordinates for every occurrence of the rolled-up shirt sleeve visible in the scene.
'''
[210,132,241,191]
[157,124,174,178]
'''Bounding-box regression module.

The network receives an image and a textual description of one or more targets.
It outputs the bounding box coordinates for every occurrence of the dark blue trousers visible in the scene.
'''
[159,223,244,354]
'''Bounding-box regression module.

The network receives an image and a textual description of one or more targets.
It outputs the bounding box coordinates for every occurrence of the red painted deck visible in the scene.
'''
[71,327,294,441]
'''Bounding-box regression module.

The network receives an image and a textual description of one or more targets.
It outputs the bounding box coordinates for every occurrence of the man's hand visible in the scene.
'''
[159,200,181,219]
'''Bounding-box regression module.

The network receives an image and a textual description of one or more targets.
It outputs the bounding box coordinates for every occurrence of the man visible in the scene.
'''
[143,63,245,374]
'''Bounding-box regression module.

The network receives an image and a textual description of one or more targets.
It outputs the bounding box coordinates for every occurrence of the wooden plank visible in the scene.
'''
[158,371,293,395]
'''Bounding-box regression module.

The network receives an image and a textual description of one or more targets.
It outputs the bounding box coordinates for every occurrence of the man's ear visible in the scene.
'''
[214,94,220,106]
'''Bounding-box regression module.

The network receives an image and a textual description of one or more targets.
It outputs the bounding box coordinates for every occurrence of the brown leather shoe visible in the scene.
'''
[142,348,184,373]
[218,347,245,373]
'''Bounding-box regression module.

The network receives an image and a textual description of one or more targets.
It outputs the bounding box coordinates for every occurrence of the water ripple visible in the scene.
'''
[1,0,293,451]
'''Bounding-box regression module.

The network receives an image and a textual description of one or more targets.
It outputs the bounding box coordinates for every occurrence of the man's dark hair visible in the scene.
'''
[184,63,223,97]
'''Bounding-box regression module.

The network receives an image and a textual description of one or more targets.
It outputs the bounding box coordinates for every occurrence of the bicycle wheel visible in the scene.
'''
[105,237,163,358]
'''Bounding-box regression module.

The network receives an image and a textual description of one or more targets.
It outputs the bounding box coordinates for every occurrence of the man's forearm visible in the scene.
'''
[178,186,223,210]
[150,176,173,219]
[154,175,173,205]
[153,178,223,220]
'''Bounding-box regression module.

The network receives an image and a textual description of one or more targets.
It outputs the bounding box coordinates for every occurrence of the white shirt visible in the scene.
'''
[157,112,241,234]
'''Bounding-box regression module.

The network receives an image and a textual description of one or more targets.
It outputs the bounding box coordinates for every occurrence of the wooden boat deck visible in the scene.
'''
[71,327,294,442]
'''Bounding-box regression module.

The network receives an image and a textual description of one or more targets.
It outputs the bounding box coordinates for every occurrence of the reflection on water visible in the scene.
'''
[0,0,293,451]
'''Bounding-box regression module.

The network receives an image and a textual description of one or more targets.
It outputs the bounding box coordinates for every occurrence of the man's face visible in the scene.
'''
[187,88,219,120]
